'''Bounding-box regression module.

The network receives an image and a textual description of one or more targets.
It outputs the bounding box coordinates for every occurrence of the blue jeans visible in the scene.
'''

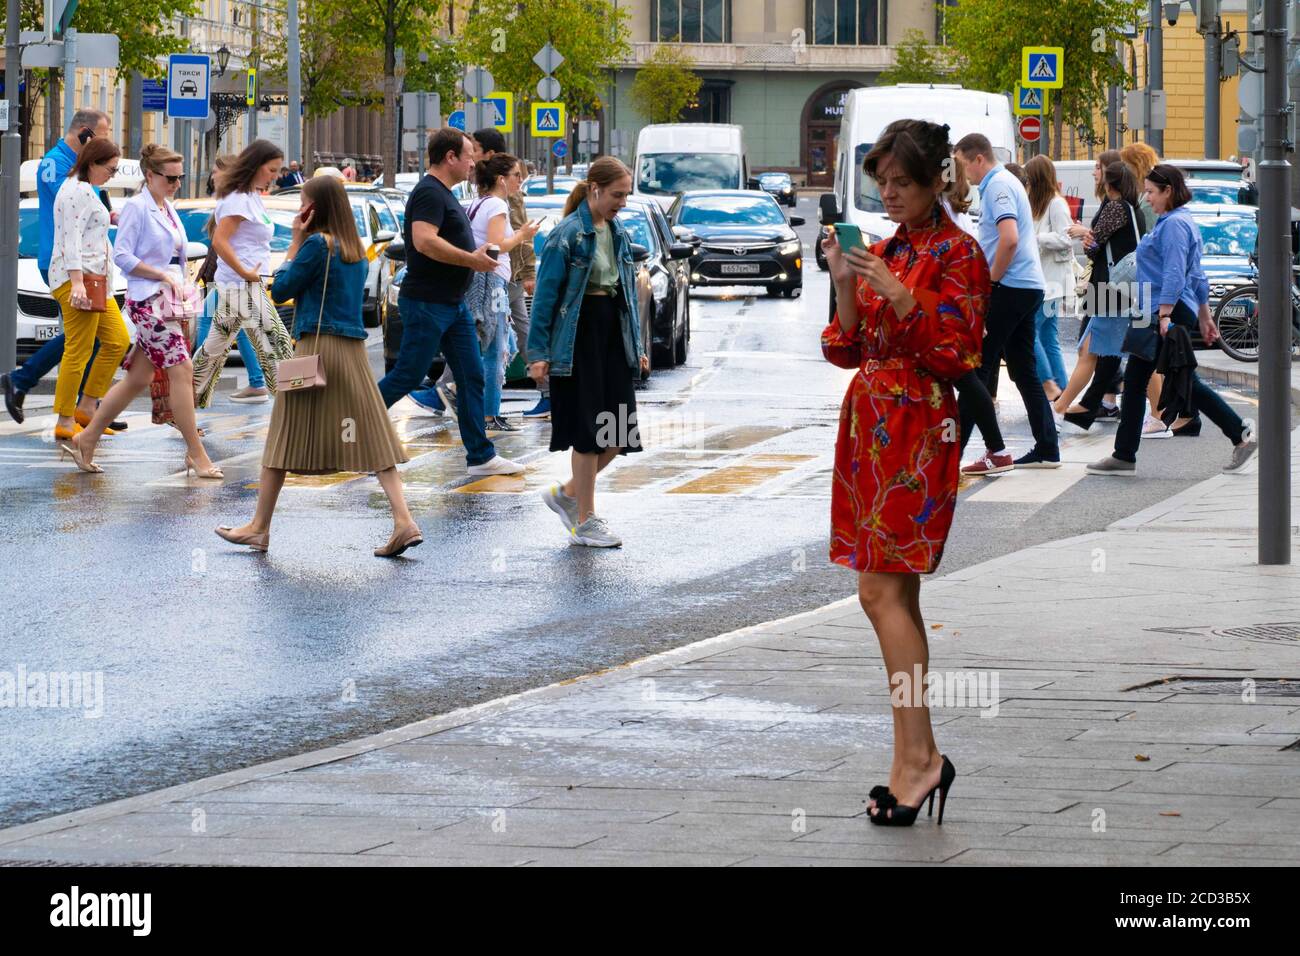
[10,267,98,394]
[1033,297,1068,389]
[480,278,515,419]
[380,297,495,466]
[196,288,266,389]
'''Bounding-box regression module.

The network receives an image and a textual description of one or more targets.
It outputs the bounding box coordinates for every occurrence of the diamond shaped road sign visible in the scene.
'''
[533,43,564,75]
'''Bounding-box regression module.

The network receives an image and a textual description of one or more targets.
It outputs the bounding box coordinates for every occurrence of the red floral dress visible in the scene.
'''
[822,207,989,574]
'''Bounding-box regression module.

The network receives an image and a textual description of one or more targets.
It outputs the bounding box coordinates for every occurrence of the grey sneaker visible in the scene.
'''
[1086,455,1137,477]
[1224,419,1258,474]
[229,386,270,404]
[542,482,580,532]
[570,514,622,548]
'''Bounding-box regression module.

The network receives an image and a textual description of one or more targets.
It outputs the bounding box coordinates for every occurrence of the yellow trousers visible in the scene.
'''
[50,280,130,417]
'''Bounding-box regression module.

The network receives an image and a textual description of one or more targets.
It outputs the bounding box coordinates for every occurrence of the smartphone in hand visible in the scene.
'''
[832,223,867,253]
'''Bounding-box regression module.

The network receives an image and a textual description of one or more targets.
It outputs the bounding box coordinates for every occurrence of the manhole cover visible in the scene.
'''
[1125,676,1300,696]
[1212,623,1300,644]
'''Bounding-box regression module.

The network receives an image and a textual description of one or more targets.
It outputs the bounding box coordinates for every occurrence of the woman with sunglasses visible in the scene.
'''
[66,144,219,476]
[49,137,131,453]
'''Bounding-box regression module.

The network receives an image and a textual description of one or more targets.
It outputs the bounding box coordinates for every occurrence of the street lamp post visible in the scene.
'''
[1,0,23,372]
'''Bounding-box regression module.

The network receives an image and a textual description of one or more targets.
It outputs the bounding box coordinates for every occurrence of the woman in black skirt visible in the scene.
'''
[527,156,650,548]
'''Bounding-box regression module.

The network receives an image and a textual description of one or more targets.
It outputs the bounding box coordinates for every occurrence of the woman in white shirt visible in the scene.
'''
[49,137,131,450]
[191,139,293,408]
[466,153,539,431]
[1024,155,1075,404]
[67,143,220,476]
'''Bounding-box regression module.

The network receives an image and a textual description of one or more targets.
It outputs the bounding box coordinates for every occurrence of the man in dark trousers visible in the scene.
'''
[954,133,1060,469]
[2,109,126,431]
[378,128,523,476]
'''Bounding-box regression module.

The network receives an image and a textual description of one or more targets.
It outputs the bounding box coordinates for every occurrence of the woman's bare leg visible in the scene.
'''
[75,352,155,462]
[1054,335,1099,414]
[563,448,620,524]
[164,360,214,468]
[375,466,416,533]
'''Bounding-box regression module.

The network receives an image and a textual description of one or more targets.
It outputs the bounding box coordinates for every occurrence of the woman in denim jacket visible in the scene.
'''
[527,156,650,548]
[215,176,420,558]
[1088,164,1258,477]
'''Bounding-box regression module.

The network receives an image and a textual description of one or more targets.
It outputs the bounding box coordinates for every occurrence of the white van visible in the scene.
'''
[633,123,747,210]
[819,85,1015,246]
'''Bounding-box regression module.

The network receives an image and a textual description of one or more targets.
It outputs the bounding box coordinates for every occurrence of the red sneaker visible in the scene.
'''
[961,451,1014,476]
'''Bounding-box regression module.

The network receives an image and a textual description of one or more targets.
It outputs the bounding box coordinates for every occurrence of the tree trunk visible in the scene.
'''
[304,113,315,175]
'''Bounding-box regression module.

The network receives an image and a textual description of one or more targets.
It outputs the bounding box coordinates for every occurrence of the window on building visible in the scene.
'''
[935,0,958,45]
[653,0,731,43]
[810,0,882,45]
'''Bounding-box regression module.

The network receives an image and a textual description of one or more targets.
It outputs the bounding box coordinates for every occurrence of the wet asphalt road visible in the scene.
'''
[0,194,1258,828]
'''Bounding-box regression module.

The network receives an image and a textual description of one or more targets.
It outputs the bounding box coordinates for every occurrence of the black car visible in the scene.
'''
[668,190,805,297]
[381,242,446,384]
[752,171,797,207]
[621,197,695,367]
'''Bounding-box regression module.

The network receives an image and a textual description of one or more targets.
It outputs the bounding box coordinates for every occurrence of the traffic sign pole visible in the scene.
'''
[1,0,21,373]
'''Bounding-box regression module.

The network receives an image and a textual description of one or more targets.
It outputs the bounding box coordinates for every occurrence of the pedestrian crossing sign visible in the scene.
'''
[531,101,564,138]
[1014,85,1049,116]
[484,92,513,132]
[1022,46,1063,89]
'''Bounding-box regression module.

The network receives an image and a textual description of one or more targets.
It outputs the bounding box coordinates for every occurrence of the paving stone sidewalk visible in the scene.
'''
[2,426,1298,866]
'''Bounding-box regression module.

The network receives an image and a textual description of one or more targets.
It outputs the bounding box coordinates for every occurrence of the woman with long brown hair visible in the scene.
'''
[215,175,420,557]
[1025,155,1074,403]
[191,139,293,408]
[66,143,218,476]
[528,156,649,548]
[48,137,131,453]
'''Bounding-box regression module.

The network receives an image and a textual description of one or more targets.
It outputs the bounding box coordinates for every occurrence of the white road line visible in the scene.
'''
[966,462,1088,504]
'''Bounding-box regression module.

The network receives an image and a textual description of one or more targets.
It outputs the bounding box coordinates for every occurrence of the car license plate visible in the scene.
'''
[720,263,760,275]
[35,325,58,341]
[1220,303,1252,319]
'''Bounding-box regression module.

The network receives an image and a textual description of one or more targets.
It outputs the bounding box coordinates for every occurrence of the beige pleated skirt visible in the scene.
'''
[262,334,409,475]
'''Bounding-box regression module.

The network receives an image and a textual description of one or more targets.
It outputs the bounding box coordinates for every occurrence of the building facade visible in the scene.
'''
[605,0,938,186]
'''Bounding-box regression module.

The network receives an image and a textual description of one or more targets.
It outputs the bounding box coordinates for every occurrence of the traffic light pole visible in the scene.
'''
[1148,0,1165,154]
[1257,0,1292,565]
[1205,16,1221,158]
[1,0,22,372]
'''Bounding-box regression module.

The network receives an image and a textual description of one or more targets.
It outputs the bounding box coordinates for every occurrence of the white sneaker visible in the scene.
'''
[230,386,270,404]
[542,482,579,532]
[1141,416,1172,439]
[570,514,622,548]
[467,455,525,476]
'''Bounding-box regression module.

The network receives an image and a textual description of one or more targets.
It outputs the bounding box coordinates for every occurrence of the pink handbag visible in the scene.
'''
[276,235,331,392]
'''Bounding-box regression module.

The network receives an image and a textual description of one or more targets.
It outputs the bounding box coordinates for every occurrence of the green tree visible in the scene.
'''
[459,0,632,121]
[946,0,1141,159]
[628,42,701,125]
[878,28,950,86]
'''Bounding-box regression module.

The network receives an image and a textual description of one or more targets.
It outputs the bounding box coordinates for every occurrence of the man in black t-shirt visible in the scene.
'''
[378,128,524,476]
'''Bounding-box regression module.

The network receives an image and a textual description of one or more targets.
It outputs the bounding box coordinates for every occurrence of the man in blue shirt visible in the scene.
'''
[955,133,1060,468]
[1,110,126,429]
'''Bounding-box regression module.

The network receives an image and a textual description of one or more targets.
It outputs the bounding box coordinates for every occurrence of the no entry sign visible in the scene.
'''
[1018,115,1042,143]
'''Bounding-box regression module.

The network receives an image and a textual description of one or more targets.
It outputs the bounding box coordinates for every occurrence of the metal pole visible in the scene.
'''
[63,27,77,124]
[287,0,301,167]
[128,71,143,156]
[1149,0,1164,154]
[1243,0,1260,165]
[1205,17,1221,158]
[1258,0,1291,565]
[1,0,24,372]
[247,2,258,143]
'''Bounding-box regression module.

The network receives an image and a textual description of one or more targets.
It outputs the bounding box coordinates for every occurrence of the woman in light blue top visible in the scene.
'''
[70,143,220,478]
[1088,164,1258,476]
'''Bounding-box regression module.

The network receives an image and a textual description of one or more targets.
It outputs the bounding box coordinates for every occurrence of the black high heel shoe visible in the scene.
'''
[868,755,956,827]
[1170,416,1202,437]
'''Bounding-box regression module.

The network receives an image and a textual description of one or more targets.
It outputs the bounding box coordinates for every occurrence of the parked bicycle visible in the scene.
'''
[1212,261,1300,362]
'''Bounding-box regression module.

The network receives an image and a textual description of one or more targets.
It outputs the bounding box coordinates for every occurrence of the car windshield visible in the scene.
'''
[264,210,299,252]
[759,173,790,186]
[853,143,885,214]
[524,178,576,196]
[18,208,39,257]
[678,194,786,227]
[1189,182,1253,206]
[637,153,741,195]
[617,209,655,250]
[1196,215,1258,257]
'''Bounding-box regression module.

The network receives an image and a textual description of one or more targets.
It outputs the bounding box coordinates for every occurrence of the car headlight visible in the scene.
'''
[650,270,669,302]
[779,240,801,256]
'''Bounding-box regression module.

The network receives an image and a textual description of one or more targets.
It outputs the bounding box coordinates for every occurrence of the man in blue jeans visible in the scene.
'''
[378,127,523,476]
[2,109,127,430]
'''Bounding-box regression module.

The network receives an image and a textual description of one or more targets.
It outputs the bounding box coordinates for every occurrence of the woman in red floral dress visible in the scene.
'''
[820,119,989,826]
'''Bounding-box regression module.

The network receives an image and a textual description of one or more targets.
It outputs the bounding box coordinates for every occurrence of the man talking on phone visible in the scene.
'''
[2,110,128,432]
[953,133,1060,469]
[377,128,523,476]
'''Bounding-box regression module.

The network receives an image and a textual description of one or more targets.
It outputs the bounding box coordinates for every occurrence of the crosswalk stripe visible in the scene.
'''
[966,461,1088,503]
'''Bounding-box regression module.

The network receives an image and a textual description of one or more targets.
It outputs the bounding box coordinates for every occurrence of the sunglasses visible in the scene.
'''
[160,173,186,184]
[102,165,119,176]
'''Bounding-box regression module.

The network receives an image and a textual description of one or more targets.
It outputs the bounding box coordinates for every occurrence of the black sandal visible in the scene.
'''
[867,756,956,827]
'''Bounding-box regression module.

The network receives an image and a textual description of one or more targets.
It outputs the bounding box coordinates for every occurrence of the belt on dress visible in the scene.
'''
[860,358,915,372]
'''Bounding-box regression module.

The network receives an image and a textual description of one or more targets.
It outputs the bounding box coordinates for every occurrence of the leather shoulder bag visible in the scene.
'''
[276,235,331,392]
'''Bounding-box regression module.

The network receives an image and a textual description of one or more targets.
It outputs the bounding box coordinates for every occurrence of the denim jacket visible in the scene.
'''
[270,233,368,340]
[527,199,641,376]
